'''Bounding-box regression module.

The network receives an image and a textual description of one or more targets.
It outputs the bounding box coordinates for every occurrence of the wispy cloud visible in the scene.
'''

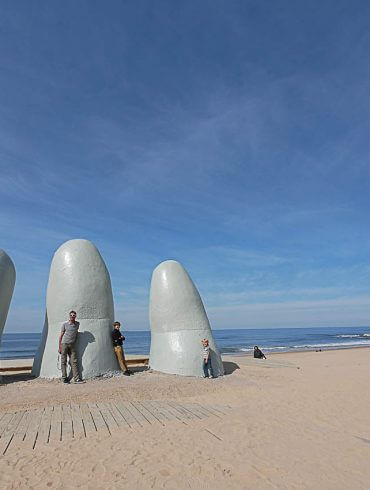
[207,295,370,329]
[1,2,370,331]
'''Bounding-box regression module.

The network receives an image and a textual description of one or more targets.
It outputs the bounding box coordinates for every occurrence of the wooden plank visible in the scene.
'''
[79,403,96,437]
[159,401,184,422]
[0,413,8,430]
[0,431,14,455]
[168,401,198,420]
[183,403,209,419]
[164,401,189,424]
[70,404,85,439]
[96,403,118,435]
[49,405,62,444]
[0,358,148,372]
[134,401,163,426]
[148,401,174,422]
[88,403,110,435]
[23,408,44,449]
[0,357,149,373]
[11,410,33,448]
[193,403,222,419]
[0,399,231,454]
[153,401,187,425]
[209,404,229,415]
[0,366,32,372]
[127,401,154,426]
[37,406,53,446]
[175,402,204,420]
[61,404,73,441]
[107,402,131,430]
[163,402,189,424]
[125,358,148,366]
[1,411,25,438]
[0,413,16,437]
[115,401,141,428]
[141,401,166,425]
[0,411,25,455]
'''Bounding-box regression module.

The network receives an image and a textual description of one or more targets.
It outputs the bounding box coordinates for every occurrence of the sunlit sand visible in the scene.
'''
[0,348,369,488]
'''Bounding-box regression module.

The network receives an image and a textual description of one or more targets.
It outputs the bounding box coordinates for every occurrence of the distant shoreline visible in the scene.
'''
[2,344,370,365]
[222,344,370,356]
[2,326,370,361]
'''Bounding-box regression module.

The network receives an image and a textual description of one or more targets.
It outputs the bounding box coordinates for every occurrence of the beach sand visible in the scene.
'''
[0,347,369,489]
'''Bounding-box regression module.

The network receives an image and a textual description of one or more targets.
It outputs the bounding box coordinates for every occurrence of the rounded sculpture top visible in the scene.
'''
[46,239,113,322]
[150,260,210,333]
[0,249,16,284]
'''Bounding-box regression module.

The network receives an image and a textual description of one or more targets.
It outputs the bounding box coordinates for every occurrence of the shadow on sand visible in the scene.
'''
[0,373,35,385]
[222,361,240,375]
[76,331,95,380]
[129,365,149,374]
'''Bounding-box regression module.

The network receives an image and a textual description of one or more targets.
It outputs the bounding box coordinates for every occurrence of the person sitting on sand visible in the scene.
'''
[58,310,84,383]
[202,338,215,378]
[112,321,132,376]
[254,345,267,359]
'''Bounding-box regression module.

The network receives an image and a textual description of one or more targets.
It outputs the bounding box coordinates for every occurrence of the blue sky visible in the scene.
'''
[1,1,370,332]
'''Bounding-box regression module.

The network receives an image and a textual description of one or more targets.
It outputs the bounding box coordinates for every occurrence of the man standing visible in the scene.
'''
[59,310,83,383]
[112,321,132,376]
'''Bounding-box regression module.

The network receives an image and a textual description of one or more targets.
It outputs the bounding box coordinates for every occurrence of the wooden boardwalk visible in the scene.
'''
[0,400,231,455]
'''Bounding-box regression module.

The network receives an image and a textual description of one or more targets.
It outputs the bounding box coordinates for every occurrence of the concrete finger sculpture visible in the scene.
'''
[32,239,118,379]
[0,249,16,343]
[149,260,224,377]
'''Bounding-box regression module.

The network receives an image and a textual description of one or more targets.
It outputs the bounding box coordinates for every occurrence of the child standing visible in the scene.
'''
[202,338,214,378]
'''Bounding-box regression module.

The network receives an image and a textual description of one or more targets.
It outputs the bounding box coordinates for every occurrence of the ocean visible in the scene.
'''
[1,326,370,360]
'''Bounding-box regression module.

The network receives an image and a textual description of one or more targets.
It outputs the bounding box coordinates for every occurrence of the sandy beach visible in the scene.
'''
[0,347,369,489]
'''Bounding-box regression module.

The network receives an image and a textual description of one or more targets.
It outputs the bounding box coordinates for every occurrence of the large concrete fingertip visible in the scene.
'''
[32,239,118,378]
[149,260,223,377]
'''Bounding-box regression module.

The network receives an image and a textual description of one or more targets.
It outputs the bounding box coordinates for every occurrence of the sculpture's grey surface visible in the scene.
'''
[32,239,118,379]
[0,249,16,342]
[149,260,224,377]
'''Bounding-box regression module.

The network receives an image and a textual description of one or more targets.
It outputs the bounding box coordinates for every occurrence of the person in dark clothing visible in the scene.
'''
[253,345,266,359]
[112,321,132,375]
